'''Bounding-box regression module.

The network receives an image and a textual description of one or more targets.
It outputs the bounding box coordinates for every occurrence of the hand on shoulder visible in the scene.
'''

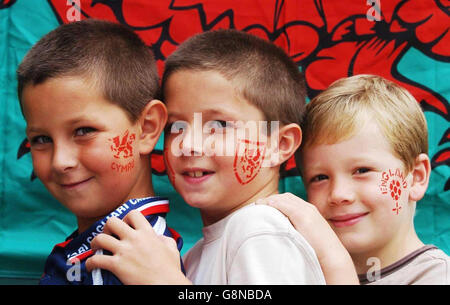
[256,193,359,284]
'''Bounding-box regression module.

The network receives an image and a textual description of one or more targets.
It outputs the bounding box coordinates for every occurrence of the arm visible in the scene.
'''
[227,229,325,284]
[85,210,191,285]
[256,193,359,285]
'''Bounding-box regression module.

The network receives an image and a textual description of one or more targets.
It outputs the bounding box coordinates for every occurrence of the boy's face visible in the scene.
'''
[301,121,415,256]
[22,76,147,230]
[164,70,277,225]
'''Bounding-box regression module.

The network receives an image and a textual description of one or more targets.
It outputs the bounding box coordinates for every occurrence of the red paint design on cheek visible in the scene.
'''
[233,139,266,185]
[108,129,136,159]
[108,129,136,173]
[379,168,408,215]
[164,147,176,185]
[111,159,135,173]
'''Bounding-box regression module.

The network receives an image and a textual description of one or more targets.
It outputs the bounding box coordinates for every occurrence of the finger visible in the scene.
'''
[90,232,121,253]
[85,252,116,272]
[263,194,306,217]
[122,209,154,233]
[102,216,134,239]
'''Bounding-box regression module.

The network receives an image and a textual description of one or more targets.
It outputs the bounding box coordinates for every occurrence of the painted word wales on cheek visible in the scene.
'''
[379,168,407,215]
[109,130,136,173]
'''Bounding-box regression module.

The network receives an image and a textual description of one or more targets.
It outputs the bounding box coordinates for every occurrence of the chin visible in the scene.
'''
[181,194,214,209]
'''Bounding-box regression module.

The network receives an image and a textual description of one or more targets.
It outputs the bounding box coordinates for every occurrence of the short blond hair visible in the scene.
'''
[297,74,428,173]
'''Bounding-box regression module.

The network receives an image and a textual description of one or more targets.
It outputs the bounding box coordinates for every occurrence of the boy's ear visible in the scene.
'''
[408,153,431,202]
[137,99,167,155]
[266,123,302,167]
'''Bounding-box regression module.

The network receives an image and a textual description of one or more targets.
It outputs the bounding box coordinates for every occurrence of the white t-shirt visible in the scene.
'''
[183,204,326,284]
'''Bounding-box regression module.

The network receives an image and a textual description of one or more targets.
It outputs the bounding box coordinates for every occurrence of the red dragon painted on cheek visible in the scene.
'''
[14,0,448,191]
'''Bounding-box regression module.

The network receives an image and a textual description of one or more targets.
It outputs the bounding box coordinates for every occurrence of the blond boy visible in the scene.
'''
[262,74,449,284]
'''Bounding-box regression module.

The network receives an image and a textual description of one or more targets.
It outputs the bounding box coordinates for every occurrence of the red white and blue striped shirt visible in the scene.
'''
[39,197,184,285]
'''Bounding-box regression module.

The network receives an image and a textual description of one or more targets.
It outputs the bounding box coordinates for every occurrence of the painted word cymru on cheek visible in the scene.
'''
[379,168,407,214]
[111,159,134,173]
[109,129,136,173]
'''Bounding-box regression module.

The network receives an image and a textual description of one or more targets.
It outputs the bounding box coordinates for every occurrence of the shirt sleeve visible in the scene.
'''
[225,207,325,284]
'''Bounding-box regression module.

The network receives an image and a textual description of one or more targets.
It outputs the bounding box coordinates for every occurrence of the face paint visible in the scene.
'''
[108,129,136,173]
[111,159,135,173]
[379,168,407,214]
[233,139,266,185]
[108,129,136,159]
[164,146,176,185]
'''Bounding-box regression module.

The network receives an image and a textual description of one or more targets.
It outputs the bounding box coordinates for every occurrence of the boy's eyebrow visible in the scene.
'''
[168,108,239,120]
[25,126,43,134]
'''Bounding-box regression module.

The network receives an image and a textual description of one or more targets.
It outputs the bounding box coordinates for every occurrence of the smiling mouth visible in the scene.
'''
[183,170,214,178]
[60,177,93,188]
[329,212,369,227]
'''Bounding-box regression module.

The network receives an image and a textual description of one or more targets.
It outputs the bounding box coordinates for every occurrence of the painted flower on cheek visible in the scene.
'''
[379,168,408,215]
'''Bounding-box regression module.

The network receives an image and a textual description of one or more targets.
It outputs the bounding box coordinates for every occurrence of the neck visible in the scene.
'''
[200,174,279,226]
[77,156,155,233]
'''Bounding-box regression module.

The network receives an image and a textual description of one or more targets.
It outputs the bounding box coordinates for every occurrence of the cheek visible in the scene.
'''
[81,142,115,173]
[305,185,328,213]
[30,151,50,180]
[100,130,139,175]
[164,145,176,185]
[378,169,409,215]
[232,138,266,185]
[107,129,137,159]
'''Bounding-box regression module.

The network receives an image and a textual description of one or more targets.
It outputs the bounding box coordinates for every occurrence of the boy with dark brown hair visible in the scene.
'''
[17,19,183,285]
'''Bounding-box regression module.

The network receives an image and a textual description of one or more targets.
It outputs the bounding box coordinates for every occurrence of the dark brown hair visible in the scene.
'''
[161,29,306,126]
[17,19,159,121]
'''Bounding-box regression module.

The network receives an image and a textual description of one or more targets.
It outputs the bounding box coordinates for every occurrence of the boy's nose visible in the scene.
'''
[180,125,203,157]
[328,178,356,206]
[51,143,78,173]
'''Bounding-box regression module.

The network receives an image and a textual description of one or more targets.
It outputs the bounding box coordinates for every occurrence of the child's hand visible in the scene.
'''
[85,210,191,285]
[256,193,359,284]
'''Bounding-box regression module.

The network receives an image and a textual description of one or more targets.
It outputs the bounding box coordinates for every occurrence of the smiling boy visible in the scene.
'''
[262,74,449,284]
[17,19,183,285]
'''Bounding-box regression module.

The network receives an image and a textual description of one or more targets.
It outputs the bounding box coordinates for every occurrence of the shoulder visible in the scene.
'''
[223,204,314,253]
[412,248,450,269]
[370,246,450,285]
[183,238,204,262]
[226,204,293,235]
[412,248,450,284]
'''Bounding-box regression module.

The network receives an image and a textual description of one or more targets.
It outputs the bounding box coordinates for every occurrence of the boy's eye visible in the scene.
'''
[208,120,227,128]
[75,127,96,136]
[166,121,188,133]
[310,174,328,183]
[30,135,52,145]
[205,120,227,133]
[354,167,370,175]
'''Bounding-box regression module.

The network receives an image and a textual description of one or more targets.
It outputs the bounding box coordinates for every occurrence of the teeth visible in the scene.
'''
[188,171,204,178]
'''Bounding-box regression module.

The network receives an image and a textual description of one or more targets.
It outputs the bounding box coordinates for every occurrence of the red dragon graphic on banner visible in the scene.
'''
[15,0,449,190]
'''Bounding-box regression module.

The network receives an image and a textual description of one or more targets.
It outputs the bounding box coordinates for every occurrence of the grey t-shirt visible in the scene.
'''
[359,245,449,285]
